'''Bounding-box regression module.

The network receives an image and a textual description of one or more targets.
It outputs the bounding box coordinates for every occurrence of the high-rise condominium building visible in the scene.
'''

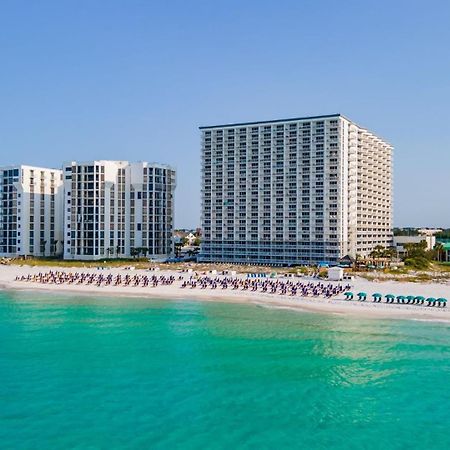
[200,114,393,265]
[63,160,176,260]
[0,165,64,257]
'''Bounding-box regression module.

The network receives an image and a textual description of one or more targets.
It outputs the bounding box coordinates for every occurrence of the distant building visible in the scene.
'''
[436,238,450,262]
[173,230,199,246]
[0,165,64,257]
[442,244,450,262]
[418,228,442,236]
[199,114,393,265]
[63,161,176,260]
[185,232,197,246]
[393,235,436,257]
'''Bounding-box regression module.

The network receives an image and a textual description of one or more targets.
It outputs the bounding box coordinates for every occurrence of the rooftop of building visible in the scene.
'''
[199,113,392,146]
[199,113,347,129]
[62,160,175,171]
[0,164,62,172]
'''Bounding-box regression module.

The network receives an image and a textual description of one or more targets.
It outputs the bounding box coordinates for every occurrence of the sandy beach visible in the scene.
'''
[1,264,450,322]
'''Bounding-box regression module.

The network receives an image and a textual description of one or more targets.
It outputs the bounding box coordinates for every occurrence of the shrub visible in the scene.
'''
[404,257,430,270]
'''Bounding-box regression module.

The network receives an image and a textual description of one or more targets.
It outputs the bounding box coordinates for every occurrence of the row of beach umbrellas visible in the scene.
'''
[344,292,447,307]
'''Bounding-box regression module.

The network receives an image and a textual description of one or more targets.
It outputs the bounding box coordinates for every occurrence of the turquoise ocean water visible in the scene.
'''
[1,289,449,449]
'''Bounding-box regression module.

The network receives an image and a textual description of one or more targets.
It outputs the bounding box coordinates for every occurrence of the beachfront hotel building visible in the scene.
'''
[0,165,64,257]
[62,160,176,260]
[199,114,393,265]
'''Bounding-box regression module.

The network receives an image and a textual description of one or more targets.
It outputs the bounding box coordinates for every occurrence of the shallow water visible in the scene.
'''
[1,290,449,449]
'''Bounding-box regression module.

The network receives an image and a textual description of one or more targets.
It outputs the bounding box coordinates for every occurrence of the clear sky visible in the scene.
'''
[1,0,449,228]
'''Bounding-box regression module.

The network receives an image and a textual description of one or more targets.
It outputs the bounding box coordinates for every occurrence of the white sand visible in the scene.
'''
[1,265,450,322]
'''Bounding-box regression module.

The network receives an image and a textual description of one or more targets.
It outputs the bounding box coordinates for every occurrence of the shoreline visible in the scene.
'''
[1,265,449,323]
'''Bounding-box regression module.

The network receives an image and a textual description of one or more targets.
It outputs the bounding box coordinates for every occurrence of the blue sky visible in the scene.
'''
[1,0,449,228]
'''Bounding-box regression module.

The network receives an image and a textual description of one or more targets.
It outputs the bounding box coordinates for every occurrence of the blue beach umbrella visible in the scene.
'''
[414,295,425,304]
[372,293,382,302]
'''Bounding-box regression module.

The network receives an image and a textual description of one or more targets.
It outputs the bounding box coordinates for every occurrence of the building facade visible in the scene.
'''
[62,160,176,260]
[199,114,393,265]
[393,235,436,258]
[0,165,64,257]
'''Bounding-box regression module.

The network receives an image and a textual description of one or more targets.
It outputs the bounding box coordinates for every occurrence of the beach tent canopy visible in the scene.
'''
[372,293,382,297]
[385,294,395,298]
[357,292,367,297]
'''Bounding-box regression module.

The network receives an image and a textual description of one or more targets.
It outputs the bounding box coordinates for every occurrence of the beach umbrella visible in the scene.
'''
[385,294,395,303]
[426,297,436,306]
[406,295,415,304]
[396,295,406,304]
[372,293,382,302]
[357,292,367,301]
[437,298,447,307]
[344,292,353,300]
[414,295,425,305]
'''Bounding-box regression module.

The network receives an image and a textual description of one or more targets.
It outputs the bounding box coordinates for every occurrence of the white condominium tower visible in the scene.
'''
[63,160,176,260]
[0,165,64,257]
[200,114,393,265]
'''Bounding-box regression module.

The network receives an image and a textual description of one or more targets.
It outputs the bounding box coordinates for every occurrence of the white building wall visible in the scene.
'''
[200,114,393,265]
[0,165,63,257]
[63,160,175,260]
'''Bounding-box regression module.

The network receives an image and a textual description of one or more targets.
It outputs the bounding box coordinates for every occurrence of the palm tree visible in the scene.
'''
[434,243,445,262]
[51,239,59,256]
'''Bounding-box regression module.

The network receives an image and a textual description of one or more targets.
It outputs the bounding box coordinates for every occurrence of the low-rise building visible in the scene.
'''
[393,235,435,257]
